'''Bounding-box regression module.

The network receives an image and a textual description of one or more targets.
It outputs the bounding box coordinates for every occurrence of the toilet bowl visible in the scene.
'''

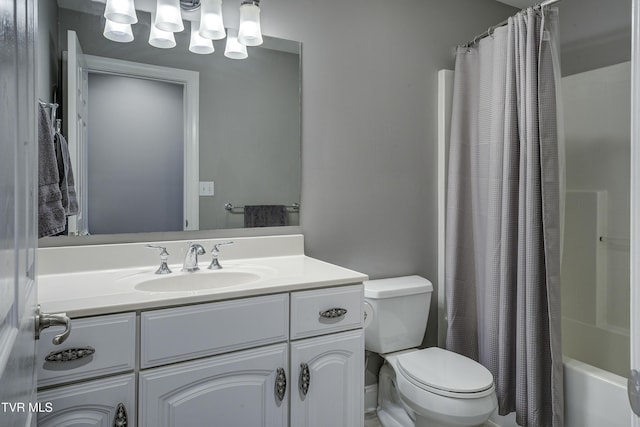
[364,276,497,427]
[384,349,497,427]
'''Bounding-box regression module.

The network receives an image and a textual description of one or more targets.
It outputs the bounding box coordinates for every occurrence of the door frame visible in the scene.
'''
[82,54,200,231]
[630,0,640,424]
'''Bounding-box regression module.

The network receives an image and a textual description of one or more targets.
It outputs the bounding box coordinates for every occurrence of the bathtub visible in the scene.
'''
[487,357,630,427]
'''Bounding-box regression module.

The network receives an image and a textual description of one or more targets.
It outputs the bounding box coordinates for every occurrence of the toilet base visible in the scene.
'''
[376,353,496,427]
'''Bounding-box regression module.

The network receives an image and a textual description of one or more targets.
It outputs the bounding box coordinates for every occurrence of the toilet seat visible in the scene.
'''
[396,348,495,399]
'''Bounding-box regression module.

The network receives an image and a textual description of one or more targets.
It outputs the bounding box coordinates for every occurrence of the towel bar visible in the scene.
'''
[224,202,300,213]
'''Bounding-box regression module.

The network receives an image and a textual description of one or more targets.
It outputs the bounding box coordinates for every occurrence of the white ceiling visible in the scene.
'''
[494,0,538,8]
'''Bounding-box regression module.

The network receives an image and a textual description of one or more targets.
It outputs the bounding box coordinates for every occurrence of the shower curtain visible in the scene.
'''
[445,7,563,427]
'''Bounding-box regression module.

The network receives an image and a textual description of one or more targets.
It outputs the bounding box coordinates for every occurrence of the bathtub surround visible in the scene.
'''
[446,7,563,426]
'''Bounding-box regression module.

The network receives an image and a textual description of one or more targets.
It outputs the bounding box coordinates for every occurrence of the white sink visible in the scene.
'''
[134,270,261,292]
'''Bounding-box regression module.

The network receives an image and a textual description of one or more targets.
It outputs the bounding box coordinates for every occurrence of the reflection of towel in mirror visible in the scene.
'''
[38,104,66,238]
[54,132,79,215]
[244,205,289,228]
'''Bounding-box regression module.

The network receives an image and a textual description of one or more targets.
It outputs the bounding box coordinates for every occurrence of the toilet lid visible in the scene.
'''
[397,348,494,395]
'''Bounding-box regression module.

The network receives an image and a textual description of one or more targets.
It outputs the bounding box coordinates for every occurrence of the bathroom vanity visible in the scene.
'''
[36,235,367,427]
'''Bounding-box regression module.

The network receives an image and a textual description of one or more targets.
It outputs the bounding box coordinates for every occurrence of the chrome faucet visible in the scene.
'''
[183,242,206,272]
[208,241,234,270]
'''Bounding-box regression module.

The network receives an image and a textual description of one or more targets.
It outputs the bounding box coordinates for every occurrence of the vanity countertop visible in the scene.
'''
[38,254,368,317]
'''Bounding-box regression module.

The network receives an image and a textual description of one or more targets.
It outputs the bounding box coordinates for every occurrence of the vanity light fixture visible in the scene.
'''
[189,21,215,54]
[104,0,138,25]
[224,28,248,59]
[237,0,263,46]
[103,19,134,43]
[148,12,176,48]
[199,0,226,40]
[101,0,256,59]
[155,0,185,32]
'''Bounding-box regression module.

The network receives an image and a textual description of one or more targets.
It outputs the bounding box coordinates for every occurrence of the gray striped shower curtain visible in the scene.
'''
[445,7,563,427]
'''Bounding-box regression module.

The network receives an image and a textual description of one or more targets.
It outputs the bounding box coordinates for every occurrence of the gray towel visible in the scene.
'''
[54,131,79,215]
[38,104,66,238]
[244,205,289,227]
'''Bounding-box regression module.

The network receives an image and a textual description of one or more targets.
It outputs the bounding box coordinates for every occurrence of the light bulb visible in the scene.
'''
[189,21,214,54]
[199,0,226,40]
[238,1,263,46]
[104,19,134,43]
[155,0,184,33]
[104,0,137,25]
[224,28,248,59]
[148,13,176,48]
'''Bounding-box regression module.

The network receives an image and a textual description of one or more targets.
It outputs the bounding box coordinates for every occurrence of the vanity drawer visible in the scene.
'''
[140,294,289,368]
[37,312,136,388]
[290,284,364,340]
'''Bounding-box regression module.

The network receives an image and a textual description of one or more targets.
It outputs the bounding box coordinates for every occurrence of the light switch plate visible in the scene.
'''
[199,181,214,196]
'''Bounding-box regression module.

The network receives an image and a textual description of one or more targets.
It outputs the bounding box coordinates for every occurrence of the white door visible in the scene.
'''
[0,0,38,426]
[290,330,364,427]
[65,30,89,236]
[37,374,136,426]
[631,0,640,424]
[139,343,288,427]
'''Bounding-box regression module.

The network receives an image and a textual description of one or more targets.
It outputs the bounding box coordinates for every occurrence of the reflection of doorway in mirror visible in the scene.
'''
[87,73,184,234]
[64,32,200,235]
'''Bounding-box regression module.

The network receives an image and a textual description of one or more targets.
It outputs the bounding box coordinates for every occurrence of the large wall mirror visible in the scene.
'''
[37,0,301,245]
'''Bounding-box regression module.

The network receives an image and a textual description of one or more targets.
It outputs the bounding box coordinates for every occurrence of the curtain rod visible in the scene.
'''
[460,0,563,48]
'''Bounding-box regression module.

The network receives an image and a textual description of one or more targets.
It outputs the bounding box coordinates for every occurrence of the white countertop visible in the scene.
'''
[38,255,368,318]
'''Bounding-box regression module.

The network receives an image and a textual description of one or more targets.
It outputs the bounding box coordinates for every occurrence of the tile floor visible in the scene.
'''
[365,412,495,427]
[364,412,383,427]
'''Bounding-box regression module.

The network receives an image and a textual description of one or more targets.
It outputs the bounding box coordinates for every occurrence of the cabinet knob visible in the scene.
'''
[45,346,95,363]
[299,363,310,397]
[319,308,348,319]
[275,367,287,402]
[113,402,128,427]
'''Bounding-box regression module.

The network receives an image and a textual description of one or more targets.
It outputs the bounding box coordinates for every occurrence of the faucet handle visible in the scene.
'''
[145,244,172,275]
[211,241,234,255]
[209,241,234,270]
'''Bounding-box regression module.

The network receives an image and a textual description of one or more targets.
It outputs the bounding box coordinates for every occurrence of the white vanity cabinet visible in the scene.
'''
[139,343,289,427]
[289,286,365,427]
[37,284,364,427]
[36,313,137,426]
[138,294,290,427]
[37,374,136,427]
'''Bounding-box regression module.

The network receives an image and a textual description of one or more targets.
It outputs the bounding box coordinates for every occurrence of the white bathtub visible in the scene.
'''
[487,358,631,427]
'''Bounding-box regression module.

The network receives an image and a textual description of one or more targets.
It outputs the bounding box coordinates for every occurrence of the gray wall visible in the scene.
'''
[37,0,58,102]
[87,74,184,234]
[558,0,631,76]
[58,8,301,231]
[250,0,516,346]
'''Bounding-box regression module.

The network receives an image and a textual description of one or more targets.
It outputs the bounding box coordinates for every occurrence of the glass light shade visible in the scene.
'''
[238,2,263,46]
[224,29,248,59]
[103,19,134,43]
[199,0,226,40]
[155,0,184,33]
[189,21,214,54]
[148,13,176,48]
[104,0,137,25]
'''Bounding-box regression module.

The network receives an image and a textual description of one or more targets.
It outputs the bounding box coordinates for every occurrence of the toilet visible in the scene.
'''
[363,276,497,427]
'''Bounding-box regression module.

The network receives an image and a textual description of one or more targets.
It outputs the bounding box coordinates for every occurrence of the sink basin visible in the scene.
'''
[134,271,261,292]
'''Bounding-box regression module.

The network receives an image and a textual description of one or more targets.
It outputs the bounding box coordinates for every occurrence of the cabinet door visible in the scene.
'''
[290,329,364,427]
[139,343,288,427]
[37,373,135,427]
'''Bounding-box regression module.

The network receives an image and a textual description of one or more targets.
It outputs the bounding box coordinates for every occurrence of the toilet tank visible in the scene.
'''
[363,275,433,354]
